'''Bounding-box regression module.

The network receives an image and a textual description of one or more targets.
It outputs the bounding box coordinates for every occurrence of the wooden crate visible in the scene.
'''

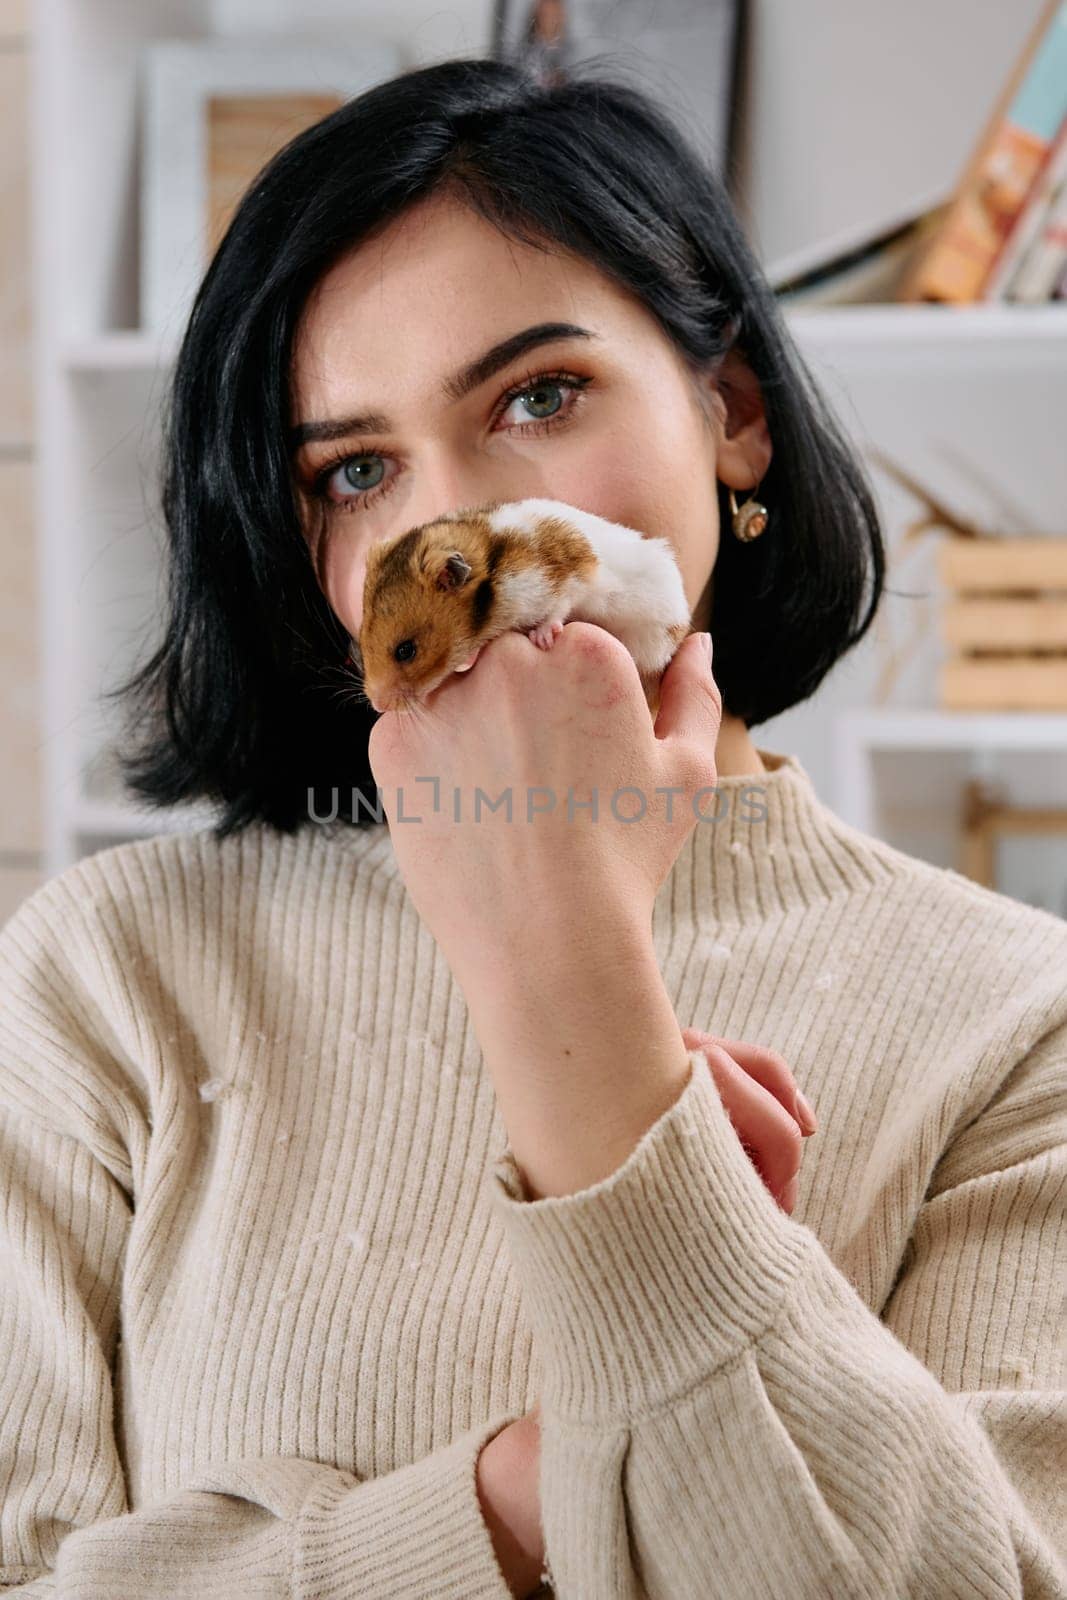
[937,537,1067,711]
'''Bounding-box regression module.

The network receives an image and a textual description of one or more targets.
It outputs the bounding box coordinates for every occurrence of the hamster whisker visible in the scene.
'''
[324,678,374,715]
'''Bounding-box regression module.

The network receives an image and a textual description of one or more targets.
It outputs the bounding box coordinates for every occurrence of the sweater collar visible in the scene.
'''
[314,745,892,921]
[660,745,892,925]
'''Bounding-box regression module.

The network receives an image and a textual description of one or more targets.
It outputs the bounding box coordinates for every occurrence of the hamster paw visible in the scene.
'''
[528,618,565,650]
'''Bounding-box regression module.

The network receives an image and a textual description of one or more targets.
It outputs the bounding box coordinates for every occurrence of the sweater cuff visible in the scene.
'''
[488,1049,812,1425]
[294,1413,520,1598]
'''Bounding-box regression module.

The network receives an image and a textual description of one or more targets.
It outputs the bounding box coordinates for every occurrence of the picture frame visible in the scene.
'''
[140,38,401,337]
[490,0,742,178]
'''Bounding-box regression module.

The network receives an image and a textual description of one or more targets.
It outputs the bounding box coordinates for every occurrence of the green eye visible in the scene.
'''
[343,458,385,490]
[518,381,564,419]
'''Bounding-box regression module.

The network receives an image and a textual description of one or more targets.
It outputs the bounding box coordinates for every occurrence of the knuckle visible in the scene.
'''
[483,630,536,690]
[781,1119,804,1161]
[494,629,530,660]
[563,620,625,666]
[680,742,718,792]
[761,1047,794,1081]
[563,618,607,648]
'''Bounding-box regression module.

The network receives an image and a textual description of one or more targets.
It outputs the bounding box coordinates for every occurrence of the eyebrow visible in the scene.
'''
[289,321,600,451]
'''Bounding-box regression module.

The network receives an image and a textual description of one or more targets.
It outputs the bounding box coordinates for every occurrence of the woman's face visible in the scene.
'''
[289,189,770,641]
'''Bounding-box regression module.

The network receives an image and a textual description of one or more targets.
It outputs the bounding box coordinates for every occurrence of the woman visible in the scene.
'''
[1,57,1064,1600]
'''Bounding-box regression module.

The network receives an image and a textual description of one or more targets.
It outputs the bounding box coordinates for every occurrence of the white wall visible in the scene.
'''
[733,0,1051,280]
[211,0,494,63]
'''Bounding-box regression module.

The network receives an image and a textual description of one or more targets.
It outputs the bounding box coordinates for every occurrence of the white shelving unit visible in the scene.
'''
[763,303,1067,912]
[31,2,1067,892]
[30,0,481,878]
[834,711,1067,835]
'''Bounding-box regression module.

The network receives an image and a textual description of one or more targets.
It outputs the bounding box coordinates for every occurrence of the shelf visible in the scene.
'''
[836,709,1067,750]
[784,304,1067,344]
[74,797,222,840]
[54,306,1067,375]
[785,304,1067,376]
[832,709,1067,836]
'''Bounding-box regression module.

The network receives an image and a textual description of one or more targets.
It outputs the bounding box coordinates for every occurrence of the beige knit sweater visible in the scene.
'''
[1,747,1065,1599]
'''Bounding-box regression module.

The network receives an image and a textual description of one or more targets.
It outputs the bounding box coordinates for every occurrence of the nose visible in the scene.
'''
[367,681,394,714]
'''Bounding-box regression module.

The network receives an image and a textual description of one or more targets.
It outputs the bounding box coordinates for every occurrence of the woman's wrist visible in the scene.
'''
[464,912,693,1199]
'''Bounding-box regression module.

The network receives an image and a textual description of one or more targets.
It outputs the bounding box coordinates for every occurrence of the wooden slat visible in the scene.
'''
[942,597,1067,648]
[938,538,1067,591]
[941,657,1067,709]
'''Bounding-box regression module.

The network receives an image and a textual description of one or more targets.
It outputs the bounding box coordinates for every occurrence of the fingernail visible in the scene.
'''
[701,631,713,663]
[796,1091,818,1134]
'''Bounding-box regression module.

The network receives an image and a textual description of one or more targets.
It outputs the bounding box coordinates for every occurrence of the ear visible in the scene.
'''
[702,348,772,494]
[435,551,473,592]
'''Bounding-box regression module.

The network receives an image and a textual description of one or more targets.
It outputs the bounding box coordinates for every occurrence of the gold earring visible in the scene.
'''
[729,486,769,541]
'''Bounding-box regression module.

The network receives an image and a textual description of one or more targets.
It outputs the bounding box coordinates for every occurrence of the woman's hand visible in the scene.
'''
[366,623,720,1001]
[476,1401,545,1597]
[682,1029,818,1213]
[369,623,726,1199]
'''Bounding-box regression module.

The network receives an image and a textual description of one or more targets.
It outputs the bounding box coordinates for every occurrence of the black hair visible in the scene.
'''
[106,54,885,838]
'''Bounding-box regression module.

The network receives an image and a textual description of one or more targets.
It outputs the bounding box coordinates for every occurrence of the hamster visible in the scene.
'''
[354,497,693,718]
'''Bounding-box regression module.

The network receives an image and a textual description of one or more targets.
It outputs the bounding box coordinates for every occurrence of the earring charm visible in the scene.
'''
[729,486,769,541]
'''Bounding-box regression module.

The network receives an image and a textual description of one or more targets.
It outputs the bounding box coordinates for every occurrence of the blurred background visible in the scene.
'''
[2,0,1066,924]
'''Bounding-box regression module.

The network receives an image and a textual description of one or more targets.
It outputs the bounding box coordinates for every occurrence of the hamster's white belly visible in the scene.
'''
[490,499,691,674]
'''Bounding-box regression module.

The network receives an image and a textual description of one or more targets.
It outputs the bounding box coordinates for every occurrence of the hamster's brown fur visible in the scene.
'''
[356,505,598,711]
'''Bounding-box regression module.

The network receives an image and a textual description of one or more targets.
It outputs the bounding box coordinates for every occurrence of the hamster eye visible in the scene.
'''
[394,639,417,664]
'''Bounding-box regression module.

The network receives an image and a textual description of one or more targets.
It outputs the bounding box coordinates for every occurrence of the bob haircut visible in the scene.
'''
[108,55,885,838]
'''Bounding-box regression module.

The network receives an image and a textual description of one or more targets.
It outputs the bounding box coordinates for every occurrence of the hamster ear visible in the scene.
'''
[435,551,472,591]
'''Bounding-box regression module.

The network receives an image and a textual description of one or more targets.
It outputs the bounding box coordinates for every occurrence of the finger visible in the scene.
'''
[682,1029,807,1127]
[690,1041,804,1209]
[711,1054,802,1211]
[653,630,722,750]
[683,1028,817,1134]
[719,1037,818,1136]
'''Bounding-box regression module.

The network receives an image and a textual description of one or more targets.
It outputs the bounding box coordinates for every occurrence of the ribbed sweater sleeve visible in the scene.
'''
[0,903,518,1600]
[488,1003,1067,1599]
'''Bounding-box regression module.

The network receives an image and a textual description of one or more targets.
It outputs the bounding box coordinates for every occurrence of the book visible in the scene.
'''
[1006,159,1067,300]
[983,115,1067,298]
[899,0,1067,303]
